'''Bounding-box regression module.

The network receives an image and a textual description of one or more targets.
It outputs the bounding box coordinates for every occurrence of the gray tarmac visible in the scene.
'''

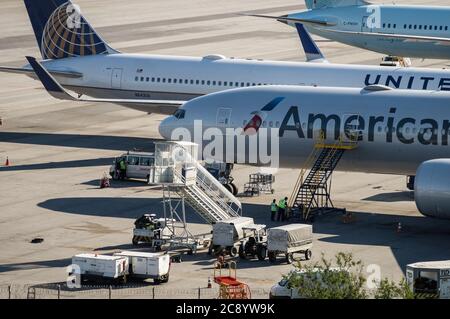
[1,0,450,299]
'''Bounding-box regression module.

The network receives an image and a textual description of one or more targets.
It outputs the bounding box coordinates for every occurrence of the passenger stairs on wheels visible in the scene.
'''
[288,132,358,221]
[149,141,242,224]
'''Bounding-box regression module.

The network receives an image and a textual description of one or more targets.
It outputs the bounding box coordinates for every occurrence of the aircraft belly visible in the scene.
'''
[63,85,201,101]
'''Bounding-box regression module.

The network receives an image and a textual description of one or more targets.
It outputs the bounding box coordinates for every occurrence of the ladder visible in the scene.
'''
[288,132,357,221]
[152,141,242,224]
[173,161,242,223]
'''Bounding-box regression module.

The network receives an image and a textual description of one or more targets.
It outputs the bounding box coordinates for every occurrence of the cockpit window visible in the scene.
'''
[174,109,186,119]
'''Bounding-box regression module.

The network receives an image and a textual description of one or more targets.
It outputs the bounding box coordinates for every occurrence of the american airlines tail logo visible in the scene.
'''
[41,2,108,59]
[243,97,285,135]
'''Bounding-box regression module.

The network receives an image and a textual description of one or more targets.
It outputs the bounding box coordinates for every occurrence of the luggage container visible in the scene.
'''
[267,224,313,264]
[211,217,256,257]
[406,260,450,299]
[71,254,129,284]
[114,251,170,284]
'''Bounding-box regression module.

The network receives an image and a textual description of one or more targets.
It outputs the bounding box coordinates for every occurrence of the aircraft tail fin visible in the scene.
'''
[23,0,117,60]
[305,0,370,10]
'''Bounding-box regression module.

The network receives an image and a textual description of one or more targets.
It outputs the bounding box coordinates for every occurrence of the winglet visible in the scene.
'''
[25,56,76,100]
[295,23,328,63]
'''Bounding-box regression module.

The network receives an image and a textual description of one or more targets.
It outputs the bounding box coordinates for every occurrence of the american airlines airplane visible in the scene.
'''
[28,52,450,220]
[4,0,450,115]
[156,85,450,220]
[247,0,450,59]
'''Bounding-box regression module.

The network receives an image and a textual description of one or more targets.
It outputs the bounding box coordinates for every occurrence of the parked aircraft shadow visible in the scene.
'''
[0,258,71,274]
[0,158,113,172]
[82,179,153,189]
[362,191,414,202]
[37,197,205,224]
[35,195,450,271]
[0,132,160,152]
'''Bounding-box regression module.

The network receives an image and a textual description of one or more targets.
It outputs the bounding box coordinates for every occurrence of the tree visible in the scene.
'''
[288,252,367,299]
[287,252,415,299]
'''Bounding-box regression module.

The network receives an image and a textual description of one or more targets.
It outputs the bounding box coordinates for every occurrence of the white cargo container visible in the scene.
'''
[267,224,313,264]
[114,251,170,284]
[406,260,450,299]
[71,254,129,283]
[211,217,255,256]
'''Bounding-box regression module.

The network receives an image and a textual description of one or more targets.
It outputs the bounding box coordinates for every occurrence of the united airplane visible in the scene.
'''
[28,55,450,220]
[4,1,450,115]
[247,0,450,59]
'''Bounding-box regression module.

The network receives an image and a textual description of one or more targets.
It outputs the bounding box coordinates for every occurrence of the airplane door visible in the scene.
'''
[343,114,363,142]
[216,108,232,127]
[361,16,373,32]
[111,68,123,89]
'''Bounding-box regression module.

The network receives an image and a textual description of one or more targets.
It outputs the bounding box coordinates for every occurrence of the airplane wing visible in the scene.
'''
[0,66,83,78]
[315,28,450,45]
[240,13,336,27]
[25,56,183,115]
[294,23,328,63]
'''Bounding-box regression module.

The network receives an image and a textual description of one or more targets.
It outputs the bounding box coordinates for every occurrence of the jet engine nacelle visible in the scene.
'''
[415,159,450,219]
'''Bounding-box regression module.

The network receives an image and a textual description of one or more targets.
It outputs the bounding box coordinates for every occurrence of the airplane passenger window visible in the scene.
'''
[419,25,422,30]
[403,24,407,29]
[241,83,245,87]
[269,121,273,127]
[162,78,166,83]
[387,23,391,28]
[207,81,211,85]
[393,24,396,28]
[157,78,161,82]
[185,79,188,84]
[383,23,386,28]
[435,26,438,30]
[168,78,172,83]
[276,121,280,127]
[152,77,155,82]
[378,126,382,133]
[202,80,205,85]
[235,82,239,86]
[440,26,443,30]
[263,121,267,127]
[146,77,149,82]
[140,77,144,81]
[196,80,200,84]
[446,26,449,31]
[191,80,194,84]
[246,83,250,86]
[224,82,227,86]
[135,77,138,81]
[212,81,216,85]
[174,79,177,83]
[409,25,412,29]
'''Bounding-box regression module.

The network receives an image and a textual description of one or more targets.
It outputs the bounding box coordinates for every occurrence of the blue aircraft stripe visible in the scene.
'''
[296,23,320,55]
[261,97,285,111]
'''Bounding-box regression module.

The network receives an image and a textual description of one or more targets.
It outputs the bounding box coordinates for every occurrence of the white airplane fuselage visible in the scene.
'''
[36,53,450,112]
[287,5,450,59]
[159,86,450,176]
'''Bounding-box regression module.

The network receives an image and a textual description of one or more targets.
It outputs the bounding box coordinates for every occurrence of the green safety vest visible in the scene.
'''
[278,199,286,209]
[119,161,126,170]
[271,203,278,212]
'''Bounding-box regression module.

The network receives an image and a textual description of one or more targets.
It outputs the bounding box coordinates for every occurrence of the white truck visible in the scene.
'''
[267,224,313,264]
[210,217,256,257]
[406,260,450,299]
[71,254,129,284]
[114,251,170,284]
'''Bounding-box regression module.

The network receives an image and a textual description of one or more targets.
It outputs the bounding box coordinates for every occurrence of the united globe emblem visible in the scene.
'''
[41,2,108,59]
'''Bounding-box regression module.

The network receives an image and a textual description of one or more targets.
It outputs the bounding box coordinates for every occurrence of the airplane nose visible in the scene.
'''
[159,115,176,140]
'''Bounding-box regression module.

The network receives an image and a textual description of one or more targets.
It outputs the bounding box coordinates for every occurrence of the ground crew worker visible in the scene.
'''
[119,158,127,180]
[270,199,278,221]
[277,197,288,222]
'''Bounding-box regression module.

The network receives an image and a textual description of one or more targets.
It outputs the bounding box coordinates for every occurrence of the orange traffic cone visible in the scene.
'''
[5,157,9,166]
[397,222,402,233]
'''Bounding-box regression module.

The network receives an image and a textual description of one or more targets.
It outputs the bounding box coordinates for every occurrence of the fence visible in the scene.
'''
[0,284,269,299]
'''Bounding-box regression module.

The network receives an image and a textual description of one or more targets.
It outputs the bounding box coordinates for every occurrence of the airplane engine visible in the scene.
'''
[415,159,450,219]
